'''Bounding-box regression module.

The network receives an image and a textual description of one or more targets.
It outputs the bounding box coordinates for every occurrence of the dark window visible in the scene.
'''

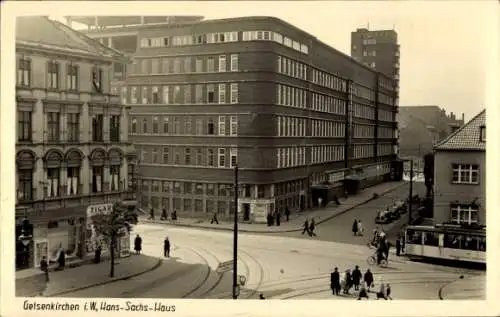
[184,182,192,194]
[207,119,215,135]
[17,111,31,141]
[47,61,59,89]
[152,88,159,103]
[17,58,31,87]
[185,148,191,165]
[67,167,80,195]
[47,112,60,142]
[67,113,79,142]
[173,182,181,194]
[207,184,215,195]
[153,117,159,134]
[47,168,60,197]
[163,37,169,46]
[143,119,148,133]
[480,126,486,142]
[92,166,103,193]
[406,229,422,244]
[110,115,120,142]
[92,67,103,93]
[443,234,463,249]
[162,148,169,164]
[17,169,33,201]
[110,165,120,191]
[423,232,439,246]
[131,118,137,133]
[66,64,78,91]
[195,183,203,195]
[218,184,227,196]
[92,114,104,142]
[207,84,215,103]
[463,235,479,251]
[163,117,169,133]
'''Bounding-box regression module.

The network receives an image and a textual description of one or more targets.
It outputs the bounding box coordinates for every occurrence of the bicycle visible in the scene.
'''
[367,252,388,267]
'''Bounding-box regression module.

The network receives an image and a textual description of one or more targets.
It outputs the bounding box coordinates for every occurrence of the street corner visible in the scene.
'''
[43,253,162,297]
[440,274,486,300]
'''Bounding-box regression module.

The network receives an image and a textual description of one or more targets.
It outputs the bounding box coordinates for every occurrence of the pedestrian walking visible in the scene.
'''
[149,207,155,220]
[376,283,387,300]
[352,219,358,236]
[164,237,171,258]
[343,269,352,294]
[357,283,369,300]
[308,218,317,237]
[267,212,273,226]
[352,265,362,290]
[210,212,219,224]
[40,256,49,282]
[276,211,281,226]
[357,220,365,236]
[56,249,65,271]
[396,237,401,256]
[160,208,168,221]
[285,207,291,222]
[94,245,102,264]
[134,234,142,255]
[401,235,406,254]
[331,267,341,295]
[364,269,374,291]
[386,283,392,300]
[171,210,177,221]
[334,195,341,205]
[302,218,309,235]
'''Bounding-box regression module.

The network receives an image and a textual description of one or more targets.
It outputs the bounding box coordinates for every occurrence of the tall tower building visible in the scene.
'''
[350,27,400,89]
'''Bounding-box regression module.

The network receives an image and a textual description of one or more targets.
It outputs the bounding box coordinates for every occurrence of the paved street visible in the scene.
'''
[56,222,484,300]
[275,182,426,245]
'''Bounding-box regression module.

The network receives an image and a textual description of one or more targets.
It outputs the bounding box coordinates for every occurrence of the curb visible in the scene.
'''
[142,182,407,234]
[44,258,163,297]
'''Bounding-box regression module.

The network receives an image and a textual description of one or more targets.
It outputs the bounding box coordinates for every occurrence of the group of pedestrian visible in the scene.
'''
[134,234,171,258]
[149,208,177,221]
[267,210,284,226]
[330,266,392,300]
[301,218,316,237]
[352,219,365,236]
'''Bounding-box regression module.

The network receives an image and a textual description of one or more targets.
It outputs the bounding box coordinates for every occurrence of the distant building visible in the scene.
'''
[432,110,485,226]
[398,106,465,162]
[15,16,136,270]
[350,27,400,86]
[66,16,399,222]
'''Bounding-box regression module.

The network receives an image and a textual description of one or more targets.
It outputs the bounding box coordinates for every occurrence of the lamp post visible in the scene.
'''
[232,165,239,299]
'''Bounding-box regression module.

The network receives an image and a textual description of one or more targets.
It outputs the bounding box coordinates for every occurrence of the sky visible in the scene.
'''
[45,1,496,121]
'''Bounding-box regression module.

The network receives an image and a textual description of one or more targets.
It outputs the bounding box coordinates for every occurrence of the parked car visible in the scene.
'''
[375,210,393,224]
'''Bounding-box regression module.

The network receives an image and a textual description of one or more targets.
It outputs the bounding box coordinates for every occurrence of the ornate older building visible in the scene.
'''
[15,16,136,270]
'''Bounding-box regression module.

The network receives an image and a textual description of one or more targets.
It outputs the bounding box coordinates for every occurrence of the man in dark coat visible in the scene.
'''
[330,267,340,295]
[164,237,171,258]
[308,218,317,237]
[210,212,219,224]
[352,219,358,236]
[276,212,281,226]
[57,249,65,270]
[94,245,102,263]
[364,269,374,291]
[302,219,309,235]
[134,234,142,255]
[149,207,155,220]
[171,210,177,221]
[396,237,402,256]
[285,207,291,222]
[160,208,168,221]
[40,256,49,282]
[352,265,362,290]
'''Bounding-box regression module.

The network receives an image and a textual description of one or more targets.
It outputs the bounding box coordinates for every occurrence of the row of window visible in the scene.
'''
[242,31,309,54]
[450,204,479,225]
[139,30,309,54]
[406,229,485,251]
[131,115,238,137]
[17,165,123,202]
[353,124,374,138]
[122,83,239,105]
[130,54,239,76]
[451,164,479,184]
[353,144,375,159]
[277,56,308,81]
[378,92,394,106]
[18,111,120,143]
[276,84,307,109]
[311,120,346,137]
[311,68,348,93]
[353,84,375,101]
[140,147,237,168]
[311,145,345,164]
[378,126,394,138]
[17,58,104,92]
[378,143,394,156]
[378,109,393,122]
[311,93,347,114]
[276,147,306,168]
[353,103,376,120]
[277,116,306,137]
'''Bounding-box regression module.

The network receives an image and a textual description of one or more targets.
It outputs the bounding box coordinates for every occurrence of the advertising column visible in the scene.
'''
[85,203,113,257]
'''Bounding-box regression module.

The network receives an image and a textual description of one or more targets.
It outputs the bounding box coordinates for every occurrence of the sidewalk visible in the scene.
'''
[439,274,486,300]
[140,181,406,234]
[43,254,161,297]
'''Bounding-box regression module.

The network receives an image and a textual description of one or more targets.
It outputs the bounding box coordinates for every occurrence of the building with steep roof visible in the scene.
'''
[432,109,485,226]
[15,16,137,270]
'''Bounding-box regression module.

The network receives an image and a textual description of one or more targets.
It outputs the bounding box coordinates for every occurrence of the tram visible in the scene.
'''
[404,224,486,264]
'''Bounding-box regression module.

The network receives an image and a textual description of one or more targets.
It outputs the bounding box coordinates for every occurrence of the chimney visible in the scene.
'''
[462,113,465,123]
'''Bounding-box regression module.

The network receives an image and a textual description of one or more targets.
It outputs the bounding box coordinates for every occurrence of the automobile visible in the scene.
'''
[393,200,407,213]
[375,210,393,224]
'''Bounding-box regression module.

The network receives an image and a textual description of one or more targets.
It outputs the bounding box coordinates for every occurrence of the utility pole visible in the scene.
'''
[232,165,239,299]
[408,159,414,225]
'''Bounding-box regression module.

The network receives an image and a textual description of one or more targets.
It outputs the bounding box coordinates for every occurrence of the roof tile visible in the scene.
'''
[434,109,485,151]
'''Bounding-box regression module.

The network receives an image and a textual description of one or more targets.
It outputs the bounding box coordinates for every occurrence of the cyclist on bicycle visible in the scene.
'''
[376,233,389,265]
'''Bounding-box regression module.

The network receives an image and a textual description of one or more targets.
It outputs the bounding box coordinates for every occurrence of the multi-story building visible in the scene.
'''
[15,16,136,270]
[69,16,399,222]
[350,28,400,84]
[432,109,485,226]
